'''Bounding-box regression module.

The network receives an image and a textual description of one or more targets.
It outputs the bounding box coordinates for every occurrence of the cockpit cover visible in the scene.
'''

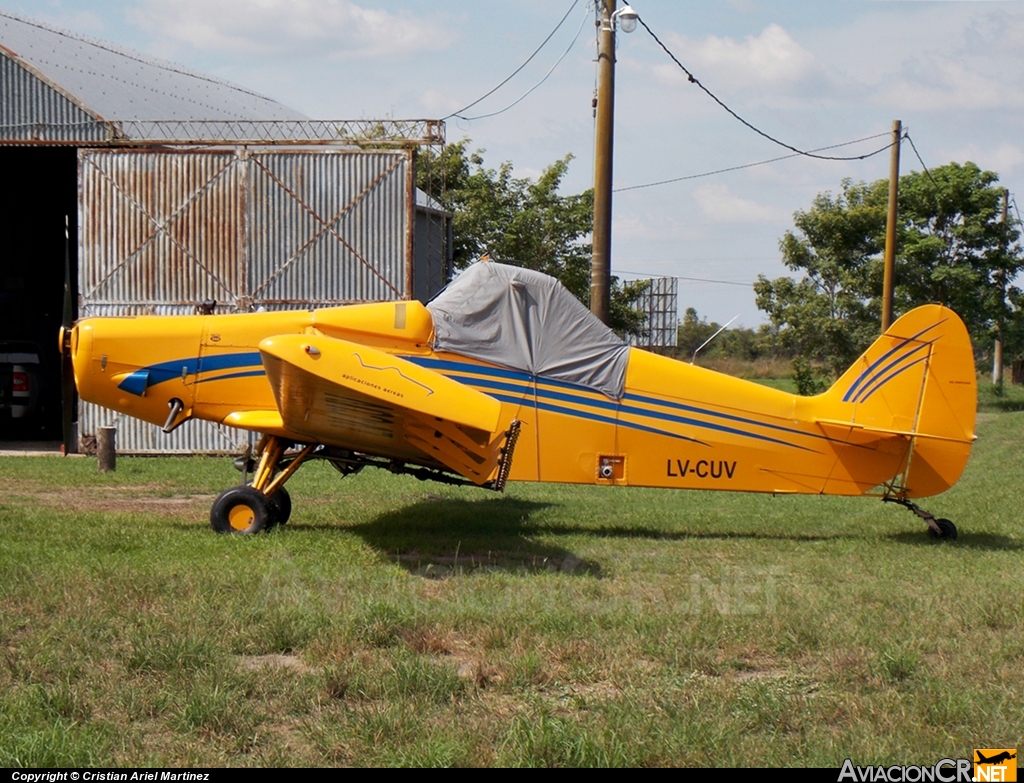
[426,262,630,400]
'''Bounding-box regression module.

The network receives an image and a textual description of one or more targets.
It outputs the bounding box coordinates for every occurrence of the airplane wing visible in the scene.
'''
[257,334,517,487]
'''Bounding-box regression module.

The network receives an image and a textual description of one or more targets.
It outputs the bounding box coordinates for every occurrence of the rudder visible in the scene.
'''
[820,305,976,498]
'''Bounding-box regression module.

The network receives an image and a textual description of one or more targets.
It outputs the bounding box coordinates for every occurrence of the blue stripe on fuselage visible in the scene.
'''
[407,356,816,452]
[117,351,263,393]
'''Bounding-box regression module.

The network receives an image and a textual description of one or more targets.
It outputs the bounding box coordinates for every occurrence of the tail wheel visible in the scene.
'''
[927,518,958,540]
[211,486,272,535]
[268,486,292,526]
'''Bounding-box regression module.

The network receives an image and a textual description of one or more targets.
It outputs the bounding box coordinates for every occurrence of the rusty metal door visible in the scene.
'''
[247,150,411,308]
[77,147,413,453]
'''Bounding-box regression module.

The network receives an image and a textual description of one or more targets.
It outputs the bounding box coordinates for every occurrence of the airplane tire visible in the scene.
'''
[210,486,272,535]
[927,518,958,540]
[268,487,292,526]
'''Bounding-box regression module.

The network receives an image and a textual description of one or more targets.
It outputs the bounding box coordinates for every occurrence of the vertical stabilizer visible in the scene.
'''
[818,305,976,498]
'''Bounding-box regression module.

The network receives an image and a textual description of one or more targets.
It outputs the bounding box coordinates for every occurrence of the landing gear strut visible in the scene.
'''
[210,435,314,534]
[883,496,958,540]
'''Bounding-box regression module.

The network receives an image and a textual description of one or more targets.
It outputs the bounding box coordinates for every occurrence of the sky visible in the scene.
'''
[4,0,1024,327]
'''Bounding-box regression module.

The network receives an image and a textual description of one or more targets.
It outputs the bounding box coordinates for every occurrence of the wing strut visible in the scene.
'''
[489,419,521,492]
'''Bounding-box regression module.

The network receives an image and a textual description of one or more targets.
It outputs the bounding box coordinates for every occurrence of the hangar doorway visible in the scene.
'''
[0,146,77,442]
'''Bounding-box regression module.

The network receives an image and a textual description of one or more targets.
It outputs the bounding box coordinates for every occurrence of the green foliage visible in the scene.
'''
[417,139,645,337]
[755,179,888,377]
[756,161,1024,377]
[791,356,830,397]
[676,307,781,363]
[676,307,720,359]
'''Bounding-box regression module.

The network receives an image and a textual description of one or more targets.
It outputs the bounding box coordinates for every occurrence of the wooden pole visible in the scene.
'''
[97,426,116,473]
[881,120,902,332]
[993,188,1009,392]
[590,0,616,325]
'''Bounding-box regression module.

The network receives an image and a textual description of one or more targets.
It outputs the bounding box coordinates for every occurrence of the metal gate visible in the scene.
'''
[77,147,413,453]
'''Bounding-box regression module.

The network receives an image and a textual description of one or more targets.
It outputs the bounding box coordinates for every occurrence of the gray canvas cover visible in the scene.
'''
[427,262,630,399]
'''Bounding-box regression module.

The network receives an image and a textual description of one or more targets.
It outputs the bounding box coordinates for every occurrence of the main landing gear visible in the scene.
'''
[209,421,522,534]
[883,496,958,540]
[210,435,314,535]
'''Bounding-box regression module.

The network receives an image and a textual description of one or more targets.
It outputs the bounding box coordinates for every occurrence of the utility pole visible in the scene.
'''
[590,0,616,325]
[881,119,902,332]
[993,187,1010,393]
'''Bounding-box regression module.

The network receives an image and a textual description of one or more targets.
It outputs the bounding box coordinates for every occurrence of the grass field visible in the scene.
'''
[1,411,1022,767]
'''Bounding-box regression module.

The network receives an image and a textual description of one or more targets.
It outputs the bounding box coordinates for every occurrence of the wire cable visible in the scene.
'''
[903,132,938,187]
[613,271,754,287]
[615,131,892,193]
[1011,197,1023,229]
[637,15,896,162]
[460,6,590,121]
[444,0,580,121]
[675,275,754,287]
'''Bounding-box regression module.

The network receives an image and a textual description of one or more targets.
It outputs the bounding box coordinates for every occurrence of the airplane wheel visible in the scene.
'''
[268,487,292,526]
[210,486,272,535]
[927,518,958,540]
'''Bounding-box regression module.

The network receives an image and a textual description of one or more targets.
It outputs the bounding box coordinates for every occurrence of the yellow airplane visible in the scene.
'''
[60,262,976,538]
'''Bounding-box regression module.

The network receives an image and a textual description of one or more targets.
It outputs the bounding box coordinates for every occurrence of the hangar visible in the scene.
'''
[0,10,449,453]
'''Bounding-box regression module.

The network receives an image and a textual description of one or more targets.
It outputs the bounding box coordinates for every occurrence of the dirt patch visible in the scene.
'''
[14,489,215,516]
[235,654,321,676]
[451,656,506,688]
[731,668,789,682]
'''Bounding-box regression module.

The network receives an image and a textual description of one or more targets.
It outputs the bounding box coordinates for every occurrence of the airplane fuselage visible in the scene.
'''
[68,299,976,499]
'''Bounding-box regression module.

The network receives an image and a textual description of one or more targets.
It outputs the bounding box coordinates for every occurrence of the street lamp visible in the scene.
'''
[613,5,638,33]
[590,1,636,325]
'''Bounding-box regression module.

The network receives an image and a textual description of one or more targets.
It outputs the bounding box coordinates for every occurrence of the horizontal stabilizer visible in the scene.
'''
[815,418,972,445]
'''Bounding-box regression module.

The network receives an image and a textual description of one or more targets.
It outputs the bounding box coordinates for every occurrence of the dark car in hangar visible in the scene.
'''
[0,340,58,436]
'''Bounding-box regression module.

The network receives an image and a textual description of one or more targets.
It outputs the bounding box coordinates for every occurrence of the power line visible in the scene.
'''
[676,275,753,287]
[615,131,892,193]
[903,132,938,187]
[614,271,754,287]
[636,15,896,163]
[460,5,589,121]
[444,0,581,121]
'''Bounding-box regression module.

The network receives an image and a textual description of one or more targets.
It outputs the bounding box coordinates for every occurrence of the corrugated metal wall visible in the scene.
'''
[413,209,451,303]
[78,147,414,453]
[0,52,109,142]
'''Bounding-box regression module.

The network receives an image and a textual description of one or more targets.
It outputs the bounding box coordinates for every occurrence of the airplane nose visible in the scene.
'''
[70,323,95,397]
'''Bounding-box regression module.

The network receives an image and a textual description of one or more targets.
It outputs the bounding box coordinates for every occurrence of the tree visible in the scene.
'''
[676,307,720,359]
[755,162,1023,380]
[417,140,648,337]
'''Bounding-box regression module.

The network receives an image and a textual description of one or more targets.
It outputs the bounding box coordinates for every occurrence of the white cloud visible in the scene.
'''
[808,5,1024,111]
[881,59,1018,112]
[691,183,787,224]
[612,211,701,242]
[659,24,814,90]
[127,0,454,59]
[418,89,462,116]
[945,142,1024,175]
[30,9,107,35]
